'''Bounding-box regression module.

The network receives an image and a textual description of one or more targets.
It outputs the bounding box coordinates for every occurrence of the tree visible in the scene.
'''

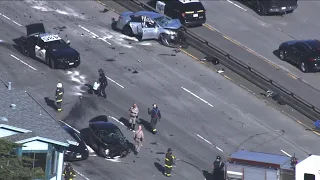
[0,139,45,180]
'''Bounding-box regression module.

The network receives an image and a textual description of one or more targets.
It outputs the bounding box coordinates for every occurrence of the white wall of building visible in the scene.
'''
[22,140,48,151]
[296,155,320,180]
[0,128,18,138]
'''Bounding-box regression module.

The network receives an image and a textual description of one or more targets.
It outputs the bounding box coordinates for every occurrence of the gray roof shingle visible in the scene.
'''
[0,86,76,147]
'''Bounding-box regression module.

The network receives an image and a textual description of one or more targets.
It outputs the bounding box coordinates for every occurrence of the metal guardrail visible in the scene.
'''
[113,0,320,122]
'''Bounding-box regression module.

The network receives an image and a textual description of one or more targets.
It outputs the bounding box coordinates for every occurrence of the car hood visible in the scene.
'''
[163,19,182,29]
[49,46,79,58]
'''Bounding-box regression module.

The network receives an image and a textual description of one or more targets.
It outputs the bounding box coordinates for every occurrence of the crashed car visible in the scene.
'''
[19,23,80,69]
[114,11,186,47]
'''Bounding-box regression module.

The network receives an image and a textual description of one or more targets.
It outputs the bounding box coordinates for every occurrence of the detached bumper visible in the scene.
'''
[268,5,297,13]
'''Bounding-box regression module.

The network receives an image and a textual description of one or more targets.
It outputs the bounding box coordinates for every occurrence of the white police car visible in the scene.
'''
[152,0,206,27]
[19,23,80,69]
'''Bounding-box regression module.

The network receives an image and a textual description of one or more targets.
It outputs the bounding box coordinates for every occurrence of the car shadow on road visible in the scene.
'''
[44,97,57,110]
[154,162,165,174]
[12,38,23,53]
[273,49,279,59]
[137,118,152,133]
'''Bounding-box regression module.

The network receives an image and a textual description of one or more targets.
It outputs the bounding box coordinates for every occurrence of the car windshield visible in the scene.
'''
[153,16,172,27]
[99,128,123,142]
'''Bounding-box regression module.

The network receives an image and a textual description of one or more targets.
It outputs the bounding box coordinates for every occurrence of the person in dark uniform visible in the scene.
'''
[98,69,108,99]
[62,163,76,180]
[55,82,64,112]
[164,148,175,177]
[148,103,161,134]
[212,156,225,180]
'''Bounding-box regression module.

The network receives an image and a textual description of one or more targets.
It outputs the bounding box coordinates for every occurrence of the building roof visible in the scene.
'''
[296,155,320,179]
[0,86,77,147]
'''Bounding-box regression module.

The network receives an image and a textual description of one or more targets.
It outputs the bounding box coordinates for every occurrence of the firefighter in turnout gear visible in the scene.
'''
[164,148,175,177]
[55,82,64,112]
[212,156,225,180]
[62,163,76,180]
[148,103,161,134]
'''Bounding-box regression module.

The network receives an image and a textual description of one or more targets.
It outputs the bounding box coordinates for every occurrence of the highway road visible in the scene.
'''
[188,0,320,108]
[1,0,320,179]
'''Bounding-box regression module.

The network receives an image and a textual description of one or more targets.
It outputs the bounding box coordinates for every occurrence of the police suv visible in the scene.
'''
[19,23,80,69]
[153,0,206,27]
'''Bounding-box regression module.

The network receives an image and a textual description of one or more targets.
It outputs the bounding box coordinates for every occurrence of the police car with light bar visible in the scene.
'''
[151,0,206,27]
[19,23,80,69]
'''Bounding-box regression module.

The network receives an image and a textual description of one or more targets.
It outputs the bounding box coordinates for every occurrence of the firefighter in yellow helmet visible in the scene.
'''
[55,82,64,112]
[62,163,76,180]
[164,148,175,177]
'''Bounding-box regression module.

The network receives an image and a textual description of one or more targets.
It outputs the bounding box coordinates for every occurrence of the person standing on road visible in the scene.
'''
[55,82,64,112]
[129,103,139,131]
[164,148,175,177]
[212,156,225,180]
[148,103,161,134]
[98,69,108,99]
[133,125,144,155]
[62,163,76,180]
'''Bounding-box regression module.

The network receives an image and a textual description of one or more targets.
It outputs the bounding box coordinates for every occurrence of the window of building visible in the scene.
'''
[304,173,315,180]
[22,152,47,172]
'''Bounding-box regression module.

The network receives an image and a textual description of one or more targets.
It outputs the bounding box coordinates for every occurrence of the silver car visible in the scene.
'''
[114,11,184,47]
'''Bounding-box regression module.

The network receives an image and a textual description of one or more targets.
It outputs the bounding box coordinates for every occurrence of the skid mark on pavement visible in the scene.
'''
[26,0,85,19]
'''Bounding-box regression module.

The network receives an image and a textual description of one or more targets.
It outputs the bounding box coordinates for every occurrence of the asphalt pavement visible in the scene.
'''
[1,1,320,180]
[189,0,320,108]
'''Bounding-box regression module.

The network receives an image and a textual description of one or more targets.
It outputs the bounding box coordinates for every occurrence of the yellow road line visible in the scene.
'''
[97,0,105,5]
[287,73,298,79]
[180,49,199,61]
[202,23,216,32]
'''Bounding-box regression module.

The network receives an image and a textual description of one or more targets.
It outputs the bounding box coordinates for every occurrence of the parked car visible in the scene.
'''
[278,39,320,73]
[153,0,206,27]
[239,0,298,15]
[62,125,89,161]
[113,11,185,47]
[19,23,80,69]
[88,116,130,158]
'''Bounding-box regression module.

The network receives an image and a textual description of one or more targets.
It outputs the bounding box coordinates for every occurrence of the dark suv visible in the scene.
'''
[278,39,320,73]
[151,0,206,27]
[240,0,298,15]
[88,116,130,158]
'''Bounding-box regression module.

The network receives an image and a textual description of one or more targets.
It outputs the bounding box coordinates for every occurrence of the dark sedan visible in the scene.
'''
[62,125,89,161]
[278,39,320,73]
[88,117,130,158]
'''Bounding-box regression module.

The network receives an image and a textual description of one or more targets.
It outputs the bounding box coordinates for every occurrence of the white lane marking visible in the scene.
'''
[108,116,125,126]
[74,169,90,180]
[106,76,125,89]
[89,154,97,157]
[227,0,247,11]
[227,171,243,176]
[0,13,22,26]
[59,120,80,133]
[105,156,121,162]
[181,87,213,107]
[216,146,224,152]
[281,149,292,157]
[10,54,37,71]
[196,134,214,146]
[86,145,95,153]
[78,25,112,45]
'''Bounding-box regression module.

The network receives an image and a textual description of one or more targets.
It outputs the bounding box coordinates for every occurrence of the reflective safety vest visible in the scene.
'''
[55,87,64,102]
[165,152,174,168]
[62,168,76,180]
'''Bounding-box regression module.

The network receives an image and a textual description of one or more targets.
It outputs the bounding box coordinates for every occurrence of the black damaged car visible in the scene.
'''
[62,125,89,161]
[19,23,80,69]
[88,116,130,158]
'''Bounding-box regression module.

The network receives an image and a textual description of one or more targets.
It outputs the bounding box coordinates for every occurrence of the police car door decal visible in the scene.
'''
[156,1,166,14]
[40,49,46,61]
[35,45,42,59]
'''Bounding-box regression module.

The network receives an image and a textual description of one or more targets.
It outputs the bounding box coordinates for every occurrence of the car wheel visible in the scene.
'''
[99,147,110,158]
[300,62,308,73]
[122,25,133,37]
[279,49,286,60]
[49,57,55,69]
[159,33,177,48]
[257,2,267,15]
